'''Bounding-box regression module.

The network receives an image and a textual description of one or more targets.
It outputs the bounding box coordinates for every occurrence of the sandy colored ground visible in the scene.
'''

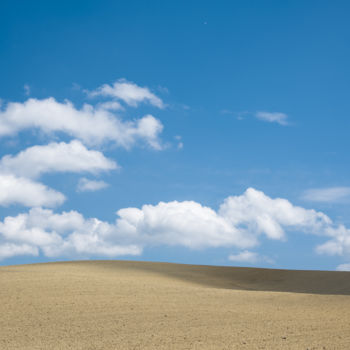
[1,261,350,349]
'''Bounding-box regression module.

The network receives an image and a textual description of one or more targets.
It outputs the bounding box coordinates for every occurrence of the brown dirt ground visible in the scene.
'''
[1,260,350,349]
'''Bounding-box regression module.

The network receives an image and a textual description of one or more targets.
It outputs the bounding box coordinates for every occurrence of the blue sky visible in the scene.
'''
[1,0,350,270]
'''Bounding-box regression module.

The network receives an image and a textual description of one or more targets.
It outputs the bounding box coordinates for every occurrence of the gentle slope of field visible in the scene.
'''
[1,260,350,349]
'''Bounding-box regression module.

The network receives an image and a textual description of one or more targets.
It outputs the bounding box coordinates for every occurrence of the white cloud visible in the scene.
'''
[228,250,274,264]
[336,263,350,271]
[133,114,164,150]
[228,250,259,263]
[77,178,109,192]
[302,187,350,203]
[0,98,163,149]
[115,188,332,251]
[0,207,141,259]
[2,188,350,262]
[97,188,343,251]
[255,111,289,125]
[316,225,350,257]
[0,140,117,179]
[219,188,331,240]
[89,79,165,108]
[115,200,254,249]
[0,243,38,260]
[0,174,65,207]
[98,101,123,111]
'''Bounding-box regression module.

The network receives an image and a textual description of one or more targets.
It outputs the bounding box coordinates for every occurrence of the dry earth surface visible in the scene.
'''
[1,260,350,349]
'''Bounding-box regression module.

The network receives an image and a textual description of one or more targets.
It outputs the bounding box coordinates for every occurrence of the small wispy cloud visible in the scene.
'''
[77,178,109,192]
[88,79,165,109]
[221,110,288,124]
[220,109,233,115]
[71,82,81,91]
[220,110,249,120]
[302,187,350,203]
[228,250,274,264]
[98,101,123,111]
[228,250,259,263]
[174,135,184,150]
[255,111,289,126]
[23,84,30,96]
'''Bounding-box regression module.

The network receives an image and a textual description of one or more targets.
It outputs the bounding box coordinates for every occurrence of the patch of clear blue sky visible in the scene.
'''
[1,0,350,268]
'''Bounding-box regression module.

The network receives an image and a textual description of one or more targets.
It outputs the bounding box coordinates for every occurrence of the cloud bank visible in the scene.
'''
[2,188,349,264]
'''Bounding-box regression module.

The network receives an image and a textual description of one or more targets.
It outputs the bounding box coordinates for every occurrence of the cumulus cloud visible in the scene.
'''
[0,140,117,179]
[315,225,350,257]
[0,174,65,207]
[1,188,347,262]
[115,188,350,263]
[115,200,254,249]
[219,188,331,240]
[77,178,109,192]
[0,80,167,212]
[0,243,38,260]
[0,207,141,259]
[255,111,289,125]
[302,187,350,203]
[89,79,165,108]
[133,114,164,150]
[0,98,163,149]
[115,188,331,250]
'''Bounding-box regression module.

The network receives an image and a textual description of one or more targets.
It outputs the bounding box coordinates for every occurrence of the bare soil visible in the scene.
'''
[1,260,350,349]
